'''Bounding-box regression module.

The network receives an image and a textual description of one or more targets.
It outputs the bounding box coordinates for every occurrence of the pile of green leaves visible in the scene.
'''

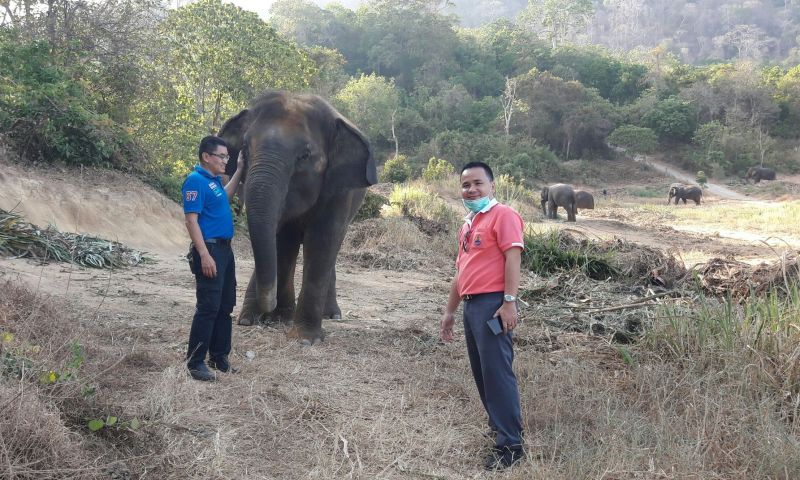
[523,230,617,280]
[0,209,149,269]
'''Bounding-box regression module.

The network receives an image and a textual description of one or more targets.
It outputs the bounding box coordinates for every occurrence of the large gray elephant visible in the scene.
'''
[218,91,376,345]
[667,184,702,205]
[574,190,594,212]
[541,184,576,222]
[745,166,776,183]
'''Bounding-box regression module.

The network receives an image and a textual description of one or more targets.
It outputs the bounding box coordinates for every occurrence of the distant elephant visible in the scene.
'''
[574,190,594,212]
[745,166,776,183]
[218,91,376,345]
[542,184,576,222]
[667,184,702,205]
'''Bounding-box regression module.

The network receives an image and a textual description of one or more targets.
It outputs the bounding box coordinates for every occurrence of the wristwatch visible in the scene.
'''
[503,294,517,302]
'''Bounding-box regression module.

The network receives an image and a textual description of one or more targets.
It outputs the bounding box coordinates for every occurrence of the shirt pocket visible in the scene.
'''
[469,228,487,250]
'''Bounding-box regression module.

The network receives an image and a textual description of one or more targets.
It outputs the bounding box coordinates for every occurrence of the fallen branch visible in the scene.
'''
[579,291,679,314]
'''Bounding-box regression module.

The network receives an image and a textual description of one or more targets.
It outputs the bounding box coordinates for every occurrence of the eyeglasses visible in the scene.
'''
[462,226,472,253]
[208,152,230,161]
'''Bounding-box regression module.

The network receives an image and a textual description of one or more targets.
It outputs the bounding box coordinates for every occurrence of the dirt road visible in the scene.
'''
[632,155,751,201]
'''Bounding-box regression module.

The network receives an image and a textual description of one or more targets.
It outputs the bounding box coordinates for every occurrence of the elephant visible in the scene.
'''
[574,190,594,212]
[667,184,702,205]
[217,91,377,345]
[541,184,576,222]
[745,166,776,183]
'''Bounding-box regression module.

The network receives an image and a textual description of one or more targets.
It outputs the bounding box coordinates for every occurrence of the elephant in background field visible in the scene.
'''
[745,166,776,183]
[541,184,576,222]
[574,190,594,212]
[218,91,376,345]
[668,184,702,205]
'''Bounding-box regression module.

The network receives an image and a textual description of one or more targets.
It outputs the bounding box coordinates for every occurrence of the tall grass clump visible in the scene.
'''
[523,230,617,280]
[387,183,461,233]
[645,287,800,424]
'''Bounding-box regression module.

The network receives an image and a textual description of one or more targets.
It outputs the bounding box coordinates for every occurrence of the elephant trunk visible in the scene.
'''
[245,159,289,314]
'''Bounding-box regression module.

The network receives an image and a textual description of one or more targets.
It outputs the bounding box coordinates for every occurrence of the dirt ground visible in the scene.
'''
[2,157,799,478]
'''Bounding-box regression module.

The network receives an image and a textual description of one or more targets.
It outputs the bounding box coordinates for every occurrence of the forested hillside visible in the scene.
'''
[1,0,799,198]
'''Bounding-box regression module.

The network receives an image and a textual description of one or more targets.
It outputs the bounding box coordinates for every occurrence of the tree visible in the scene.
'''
[518,0,594,48]
[501,76,518,138]
[131,0,315,172]
[332,74,401,149]
[607,125,657,156]
[642,96,696,141]
[696,170,708,187]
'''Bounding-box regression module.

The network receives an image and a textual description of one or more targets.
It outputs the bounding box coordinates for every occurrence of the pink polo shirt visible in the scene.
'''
[456,200,524,297]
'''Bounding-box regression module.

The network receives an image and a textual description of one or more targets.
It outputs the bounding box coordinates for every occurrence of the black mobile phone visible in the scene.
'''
[487,316,503,335]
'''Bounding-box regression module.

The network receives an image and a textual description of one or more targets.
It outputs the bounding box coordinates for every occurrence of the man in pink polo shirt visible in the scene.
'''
[440,161,525,470]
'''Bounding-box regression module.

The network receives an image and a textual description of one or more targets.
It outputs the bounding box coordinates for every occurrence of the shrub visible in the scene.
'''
[380,154,412,183]
[0,31,133,167]
[421,157,454,181]
[354,190,389,222]
[388,183,461,233]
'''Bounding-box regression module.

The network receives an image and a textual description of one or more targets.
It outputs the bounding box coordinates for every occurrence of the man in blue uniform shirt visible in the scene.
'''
[182,135,244,381]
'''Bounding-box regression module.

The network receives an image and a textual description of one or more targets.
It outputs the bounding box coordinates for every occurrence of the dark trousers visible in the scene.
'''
[187,243,236,369]
[463,292,523,449]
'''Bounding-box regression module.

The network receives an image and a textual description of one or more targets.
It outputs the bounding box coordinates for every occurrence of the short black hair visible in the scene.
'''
[198,135,228,162]
[460,161,493,181]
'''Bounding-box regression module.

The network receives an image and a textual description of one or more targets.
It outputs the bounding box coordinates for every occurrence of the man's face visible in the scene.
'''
[202,146,229,176]
[460,167,494,200]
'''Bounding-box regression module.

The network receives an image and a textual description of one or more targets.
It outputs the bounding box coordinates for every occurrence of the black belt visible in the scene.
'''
[463,292,501,301]
[204,238,232,246]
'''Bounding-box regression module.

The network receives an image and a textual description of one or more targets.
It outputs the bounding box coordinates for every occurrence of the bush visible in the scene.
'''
[388,183,461,233]
[354,190,389,222]
[0,31,134,167]
[421,157,454,181]
[380,154,412,183]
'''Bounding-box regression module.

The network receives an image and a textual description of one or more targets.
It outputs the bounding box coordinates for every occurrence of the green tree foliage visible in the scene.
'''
[0,30,133,167]
[518,0,594,48]
[130,0,315,174]
[642,96,696,141]
[380,155,413,183]
[696,170,708,187]
[333,74,401,148]
[514,70,616,159]
[421,157,455,181]
[607,125,658,155]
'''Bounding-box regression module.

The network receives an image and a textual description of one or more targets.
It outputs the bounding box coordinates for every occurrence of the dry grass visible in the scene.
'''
[4,182,800,479]
[661,200,800,238]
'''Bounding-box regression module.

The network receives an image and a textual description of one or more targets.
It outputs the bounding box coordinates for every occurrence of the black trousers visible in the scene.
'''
[187,243,236,369]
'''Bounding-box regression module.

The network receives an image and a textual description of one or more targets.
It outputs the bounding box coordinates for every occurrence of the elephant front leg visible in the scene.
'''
[238,272,262,325]
[322,269,342,320]
[270,227,302,324]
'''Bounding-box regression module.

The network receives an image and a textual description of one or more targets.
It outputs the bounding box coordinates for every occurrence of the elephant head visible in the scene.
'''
[540,186,549,216]
[218,92,376,319]
[667,183,683,204]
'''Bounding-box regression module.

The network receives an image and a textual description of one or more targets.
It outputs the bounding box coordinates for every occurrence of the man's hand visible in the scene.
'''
[493,302,519,334]
[237,151,244,170]
[440,312,456,343]
[200,251,217,278]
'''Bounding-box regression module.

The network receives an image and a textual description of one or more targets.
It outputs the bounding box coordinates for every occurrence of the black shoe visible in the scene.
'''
[188,364,216,382]
[484,446,524,471]
[208,357,238,374]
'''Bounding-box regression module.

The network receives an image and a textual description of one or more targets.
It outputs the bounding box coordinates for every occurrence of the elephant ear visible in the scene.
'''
[218,109,251,178]
[323,118,376,196]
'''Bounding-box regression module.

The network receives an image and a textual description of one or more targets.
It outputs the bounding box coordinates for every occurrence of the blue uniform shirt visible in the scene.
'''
[182,165,234,240]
